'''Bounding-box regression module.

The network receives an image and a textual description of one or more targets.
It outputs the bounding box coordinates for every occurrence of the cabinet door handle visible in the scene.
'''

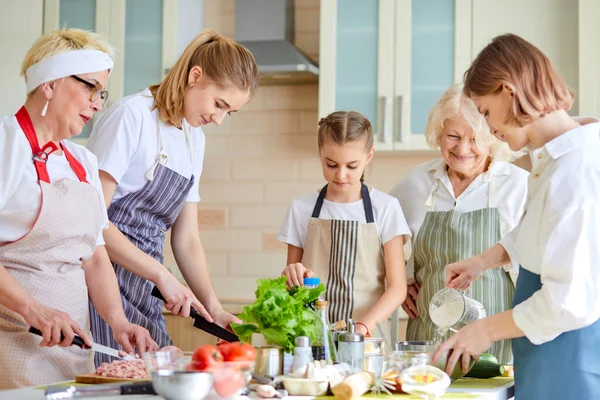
[394,95,404,143]
[377,96,390,143]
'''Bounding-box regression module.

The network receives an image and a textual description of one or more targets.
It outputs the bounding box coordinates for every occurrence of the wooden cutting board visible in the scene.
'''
[75,374,150,384]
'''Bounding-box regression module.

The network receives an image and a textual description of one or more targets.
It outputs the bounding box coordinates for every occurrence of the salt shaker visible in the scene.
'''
[337,321,365,373]
[292,336,313,372]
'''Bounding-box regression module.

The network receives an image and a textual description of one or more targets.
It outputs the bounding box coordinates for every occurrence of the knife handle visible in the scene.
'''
[151,286,202,319]
[151,286,239,342]
[28,326,87,348]
[121,381,156,395]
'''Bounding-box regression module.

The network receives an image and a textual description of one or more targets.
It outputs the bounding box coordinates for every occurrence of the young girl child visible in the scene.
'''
[278,111,410,336]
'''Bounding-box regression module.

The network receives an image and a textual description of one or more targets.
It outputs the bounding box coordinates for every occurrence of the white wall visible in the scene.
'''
[0,0,43,116]
[472,0,579,114]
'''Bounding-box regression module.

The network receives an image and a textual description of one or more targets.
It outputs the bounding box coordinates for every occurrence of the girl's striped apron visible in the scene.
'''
[301,184,387,329]
[90,117,194,366]
[406,177,514,364]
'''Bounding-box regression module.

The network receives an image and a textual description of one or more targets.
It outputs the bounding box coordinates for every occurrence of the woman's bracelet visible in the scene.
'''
[355,321,371,337]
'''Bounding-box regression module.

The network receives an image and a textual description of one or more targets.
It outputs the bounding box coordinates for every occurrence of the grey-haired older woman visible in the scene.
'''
[390,83,528,364]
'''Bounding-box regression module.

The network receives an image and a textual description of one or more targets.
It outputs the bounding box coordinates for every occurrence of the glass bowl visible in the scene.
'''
[185,357,254,398]
[382,350,431,394]
[210,361,254,398]
[142,349,190,375]
[394,341,475,380]
[143,350,255,398]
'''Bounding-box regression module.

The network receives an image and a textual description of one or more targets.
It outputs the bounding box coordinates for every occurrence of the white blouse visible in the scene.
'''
[0,115,108,245]
[501,118,600,345]
[390,158,529,283]
[87,88,205,203]
[278,188,411,249]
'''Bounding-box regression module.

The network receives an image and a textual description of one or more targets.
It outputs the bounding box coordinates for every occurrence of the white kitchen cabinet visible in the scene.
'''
[319,0,472,152]
[44,0,179,138]
[0,1,44,116]
[471,0,578,115]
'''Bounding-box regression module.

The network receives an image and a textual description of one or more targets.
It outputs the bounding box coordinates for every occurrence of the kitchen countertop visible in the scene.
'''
[0,378,514,400]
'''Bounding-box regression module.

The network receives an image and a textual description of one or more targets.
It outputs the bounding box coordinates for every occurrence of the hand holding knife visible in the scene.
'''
[28,326,136,360]
[151,286,239,342]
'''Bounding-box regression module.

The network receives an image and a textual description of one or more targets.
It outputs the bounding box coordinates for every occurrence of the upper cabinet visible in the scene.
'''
[44,0,179,138]
[470,0,578,115]
[319,0,472,151]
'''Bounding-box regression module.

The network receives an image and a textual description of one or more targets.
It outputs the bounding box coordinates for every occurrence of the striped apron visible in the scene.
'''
[90,118,194,366]
[301,184,386,328]
[0,107,104,388]
[406,177,514,364]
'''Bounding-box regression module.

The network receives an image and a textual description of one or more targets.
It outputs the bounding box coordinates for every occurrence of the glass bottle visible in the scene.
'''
[312,300,337,362]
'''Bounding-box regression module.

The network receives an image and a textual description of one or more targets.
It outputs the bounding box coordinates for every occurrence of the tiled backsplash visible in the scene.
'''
[163,0,437,304]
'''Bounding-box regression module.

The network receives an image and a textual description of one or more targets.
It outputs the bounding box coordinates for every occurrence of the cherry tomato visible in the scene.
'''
[190,345,224,372]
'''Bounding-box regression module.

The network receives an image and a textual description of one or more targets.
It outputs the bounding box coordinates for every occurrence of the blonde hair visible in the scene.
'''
[149,29,259,128]
[425,83,514,161]
[317,111,374,151]
[464,33,574,127]
[21,28,114,92]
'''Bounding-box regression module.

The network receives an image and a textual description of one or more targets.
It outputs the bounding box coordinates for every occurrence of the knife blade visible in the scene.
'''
[88,341,136,360]
[28,327,136,360]
[151,286,239,342]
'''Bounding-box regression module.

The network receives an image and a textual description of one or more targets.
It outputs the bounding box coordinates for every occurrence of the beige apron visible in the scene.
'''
[0,107,105,388]
[301,184,387,332]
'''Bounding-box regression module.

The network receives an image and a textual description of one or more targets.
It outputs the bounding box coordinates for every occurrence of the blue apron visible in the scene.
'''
[512,266,600,398]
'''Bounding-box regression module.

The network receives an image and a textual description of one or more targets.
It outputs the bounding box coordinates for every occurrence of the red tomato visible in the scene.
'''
[191,345,224,372]
[219,342,257,362]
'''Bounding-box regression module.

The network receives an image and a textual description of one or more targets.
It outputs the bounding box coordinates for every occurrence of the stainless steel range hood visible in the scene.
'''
[235,0,319,85]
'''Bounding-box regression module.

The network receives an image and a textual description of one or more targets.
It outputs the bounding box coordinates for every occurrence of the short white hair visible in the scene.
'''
[424,83,515,162]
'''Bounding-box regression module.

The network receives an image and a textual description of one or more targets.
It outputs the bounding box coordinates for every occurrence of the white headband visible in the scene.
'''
[25,49,114,92]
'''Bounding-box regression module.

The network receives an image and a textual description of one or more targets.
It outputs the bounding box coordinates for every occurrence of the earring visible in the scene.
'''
[190,83,195,88]
[41,99,49,117]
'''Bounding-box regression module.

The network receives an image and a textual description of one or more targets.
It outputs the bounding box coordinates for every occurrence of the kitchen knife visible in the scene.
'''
[151,286,239,342]
[28,327,136,361]
[45,381,155,399]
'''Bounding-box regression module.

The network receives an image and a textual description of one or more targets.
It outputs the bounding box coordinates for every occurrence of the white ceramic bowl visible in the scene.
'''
[282,377,329,396]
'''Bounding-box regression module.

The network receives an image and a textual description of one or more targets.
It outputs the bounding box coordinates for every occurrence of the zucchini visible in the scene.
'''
[464,353,505,379]
[477,353,499,364]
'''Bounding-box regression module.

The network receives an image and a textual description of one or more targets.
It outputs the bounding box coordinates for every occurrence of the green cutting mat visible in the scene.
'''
[35,381,92,390]
[316,394,481,399]
[450,377,514,389]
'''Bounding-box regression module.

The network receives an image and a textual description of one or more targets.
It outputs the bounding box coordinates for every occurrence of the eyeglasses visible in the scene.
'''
[70,75,109,105]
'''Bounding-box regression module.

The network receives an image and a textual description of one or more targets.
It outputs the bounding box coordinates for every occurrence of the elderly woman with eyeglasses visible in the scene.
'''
[0,28,157,389]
